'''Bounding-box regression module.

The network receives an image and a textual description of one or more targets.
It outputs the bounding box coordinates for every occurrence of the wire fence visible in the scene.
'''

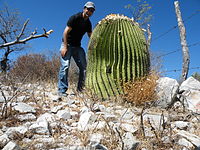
[162,66,200,73]
[152,10,200,42]
[154,41,200,59]
[151,9,200,76]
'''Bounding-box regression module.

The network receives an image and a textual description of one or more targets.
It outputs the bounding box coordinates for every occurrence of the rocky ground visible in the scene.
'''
[0,77,200,150]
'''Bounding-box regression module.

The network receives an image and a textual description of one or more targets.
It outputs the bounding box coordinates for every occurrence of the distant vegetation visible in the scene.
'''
[125,0,152,28]
[8,53,79,85]
[192,72,200,82]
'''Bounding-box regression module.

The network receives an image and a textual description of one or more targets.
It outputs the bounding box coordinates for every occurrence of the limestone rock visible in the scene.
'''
[156,77,179,108]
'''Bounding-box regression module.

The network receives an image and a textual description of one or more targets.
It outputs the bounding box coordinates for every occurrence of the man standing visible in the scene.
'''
[58,2,95,96]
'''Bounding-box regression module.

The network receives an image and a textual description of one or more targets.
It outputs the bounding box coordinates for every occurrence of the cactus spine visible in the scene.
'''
[86,14,150,98]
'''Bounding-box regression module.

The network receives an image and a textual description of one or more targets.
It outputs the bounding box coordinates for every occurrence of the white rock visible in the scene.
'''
[1,126,7,132]
[123,132,139,150]
[34,137,54,143]
[80,106,90,114]
[78,112,96,131]
[91,121,106,130]
[180,77,200,113]
[156,77,179,108]
[176,130,200,147]
[121,123,137,133]
[29,120,50,135]
[173,121,190,130]
[12,102,36,113]
[66,99,76,105]
[17,113,36,121]
[48,93,60,102]
[16,95,27,102]
[91,143,108,150]
[180,77,200,90]
[92,104,106,112]
[103,113,117,122]
[56,109,71,120]
[116,109,135,120]
[90,133,103,144]
[5,126,28,139]
[178,138,193,148]
[0,130,3,136]
[0,134,10,148]
[161,136,171,144]
[143,113,167,129]
[37,113,56,123]
[2,141,20,150]
[70,104,77,108]
[70,111,79,120]
[71,122,78,127]
[51,105,63,113]
[0,91,11,103]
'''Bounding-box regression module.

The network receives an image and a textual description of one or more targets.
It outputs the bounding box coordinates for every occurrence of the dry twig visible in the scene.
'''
[0,19,53,49]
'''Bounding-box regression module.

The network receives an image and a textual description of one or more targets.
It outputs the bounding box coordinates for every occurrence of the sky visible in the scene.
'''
[0,0,200,80]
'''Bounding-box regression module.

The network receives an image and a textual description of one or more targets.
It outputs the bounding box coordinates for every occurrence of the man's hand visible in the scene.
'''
[61,46,67,57]
[61,26,72,57]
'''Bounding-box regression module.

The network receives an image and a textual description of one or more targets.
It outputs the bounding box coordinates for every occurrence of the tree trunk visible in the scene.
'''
[174,1,190,83]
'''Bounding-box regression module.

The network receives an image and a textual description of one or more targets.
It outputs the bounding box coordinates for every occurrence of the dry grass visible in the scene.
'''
[123,72,159,105]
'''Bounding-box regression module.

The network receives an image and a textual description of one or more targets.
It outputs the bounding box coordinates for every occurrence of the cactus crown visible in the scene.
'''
[86,14,150,99]
[98,14,139,26]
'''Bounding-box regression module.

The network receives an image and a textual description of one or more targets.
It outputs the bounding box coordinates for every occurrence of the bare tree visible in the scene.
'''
[125,0,152,28]
[0,5,53,72]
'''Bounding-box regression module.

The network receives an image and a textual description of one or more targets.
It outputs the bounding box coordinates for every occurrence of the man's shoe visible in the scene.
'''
[58,93,68,97]
[77,87,84,93]
[56,92,68,101]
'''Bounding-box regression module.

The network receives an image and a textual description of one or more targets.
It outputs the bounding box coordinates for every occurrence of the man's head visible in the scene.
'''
[83,1,95,19]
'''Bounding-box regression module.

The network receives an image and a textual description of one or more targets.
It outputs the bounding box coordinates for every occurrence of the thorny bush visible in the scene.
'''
[123,72,159,105]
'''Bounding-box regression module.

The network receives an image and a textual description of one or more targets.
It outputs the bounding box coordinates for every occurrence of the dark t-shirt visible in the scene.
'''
[65,12,92,47]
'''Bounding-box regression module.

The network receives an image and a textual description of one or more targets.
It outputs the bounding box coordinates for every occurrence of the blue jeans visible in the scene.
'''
[58,44,87,93]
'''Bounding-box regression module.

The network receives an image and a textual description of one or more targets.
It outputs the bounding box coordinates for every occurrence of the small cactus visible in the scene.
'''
[86,14,150,98]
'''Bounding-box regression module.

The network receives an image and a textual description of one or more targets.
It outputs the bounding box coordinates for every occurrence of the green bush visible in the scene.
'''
[192,72,200,82]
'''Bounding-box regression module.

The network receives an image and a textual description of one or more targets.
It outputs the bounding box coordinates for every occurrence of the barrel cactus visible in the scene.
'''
[86,14,150,98]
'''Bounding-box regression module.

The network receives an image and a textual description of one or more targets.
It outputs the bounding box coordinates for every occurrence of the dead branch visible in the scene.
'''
[147,117,159,140]
[1,89,8,118]
[115,127,124,150]
[160,111,166,137]
[140,106,146,138]
[0,29,53,48]
[0,19,53,49]
[16,19,29,41]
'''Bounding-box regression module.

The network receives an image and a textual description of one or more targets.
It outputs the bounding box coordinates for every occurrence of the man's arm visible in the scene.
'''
[61,26,72,57]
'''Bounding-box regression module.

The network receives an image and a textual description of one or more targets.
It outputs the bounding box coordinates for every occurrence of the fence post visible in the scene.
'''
[174,1,190,83]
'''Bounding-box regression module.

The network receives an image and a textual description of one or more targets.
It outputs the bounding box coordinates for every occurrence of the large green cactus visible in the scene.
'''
[86,14,150,98]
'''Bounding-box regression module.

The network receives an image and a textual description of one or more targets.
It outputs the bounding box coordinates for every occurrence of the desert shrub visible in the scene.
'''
[10,53,59,82]
[123,72,159,105]
[11,54,44,80]
[10,53,79,84]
